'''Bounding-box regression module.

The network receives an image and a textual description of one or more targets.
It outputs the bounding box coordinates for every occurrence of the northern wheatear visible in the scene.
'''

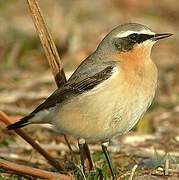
[7,23,172,179]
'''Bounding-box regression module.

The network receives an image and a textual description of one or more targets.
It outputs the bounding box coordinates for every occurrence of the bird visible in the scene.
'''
[7,23,172,180]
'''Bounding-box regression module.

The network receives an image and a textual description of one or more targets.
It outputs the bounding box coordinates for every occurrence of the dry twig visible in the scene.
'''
[26,0,66,86]
[0,157,72,180]
[165,155,169,175]
[0,111,66,173]
[26,0,93,170]
[129,164,138,180]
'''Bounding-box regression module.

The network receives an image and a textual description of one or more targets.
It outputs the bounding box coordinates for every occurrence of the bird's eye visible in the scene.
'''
[128,33,138,41]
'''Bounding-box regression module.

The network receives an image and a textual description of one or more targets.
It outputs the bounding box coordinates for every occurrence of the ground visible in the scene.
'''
[0,0,178,179]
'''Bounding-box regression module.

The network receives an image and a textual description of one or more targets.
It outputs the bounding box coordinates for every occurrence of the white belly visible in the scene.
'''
[52,82,156,142]
[53,63,157,142]
[110,88,155,136]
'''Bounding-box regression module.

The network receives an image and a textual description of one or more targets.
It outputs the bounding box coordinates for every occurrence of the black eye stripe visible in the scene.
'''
[128,33,138,41]
[113,33,155,53]
[128,33,154,43]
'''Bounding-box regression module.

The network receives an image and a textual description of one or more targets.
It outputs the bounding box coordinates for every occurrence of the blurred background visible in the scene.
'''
[0,0,178,179]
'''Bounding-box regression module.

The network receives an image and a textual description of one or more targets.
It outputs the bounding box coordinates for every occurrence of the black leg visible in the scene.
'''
[78,139,86,178]
[102,142,116,180]
[84,142,94,170]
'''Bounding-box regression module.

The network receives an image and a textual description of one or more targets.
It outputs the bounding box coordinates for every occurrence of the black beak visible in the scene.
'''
[151,33,173,41]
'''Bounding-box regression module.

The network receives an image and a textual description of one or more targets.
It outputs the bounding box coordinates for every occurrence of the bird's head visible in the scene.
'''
[96,23,172,63]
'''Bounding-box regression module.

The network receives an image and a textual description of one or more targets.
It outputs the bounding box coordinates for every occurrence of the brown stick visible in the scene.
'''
[0,111,66,173]
[26,0,66,87]
[26,0,93,170]
[26,0,78,167]
[0,158,72,180]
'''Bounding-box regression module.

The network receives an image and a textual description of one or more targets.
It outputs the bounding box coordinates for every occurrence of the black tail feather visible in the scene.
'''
[7,114,34,130]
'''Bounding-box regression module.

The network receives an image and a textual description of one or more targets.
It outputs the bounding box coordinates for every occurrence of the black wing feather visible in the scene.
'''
[7,65,115,130]
[33,65,114,113]
[7,114,34,130]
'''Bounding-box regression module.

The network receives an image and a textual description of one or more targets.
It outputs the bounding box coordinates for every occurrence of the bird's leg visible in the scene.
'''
[78,138,86,178]
[84,142,94,170]
[102,142,116,180]
[64,135,93,169]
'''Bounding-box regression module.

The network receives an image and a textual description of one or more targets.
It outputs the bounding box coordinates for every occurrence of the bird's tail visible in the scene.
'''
[7,114,34,130]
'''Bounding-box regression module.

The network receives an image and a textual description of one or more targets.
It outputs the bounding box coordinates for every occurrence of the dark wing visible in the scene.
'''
[7,63,116,130]
[31,64,116,114]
